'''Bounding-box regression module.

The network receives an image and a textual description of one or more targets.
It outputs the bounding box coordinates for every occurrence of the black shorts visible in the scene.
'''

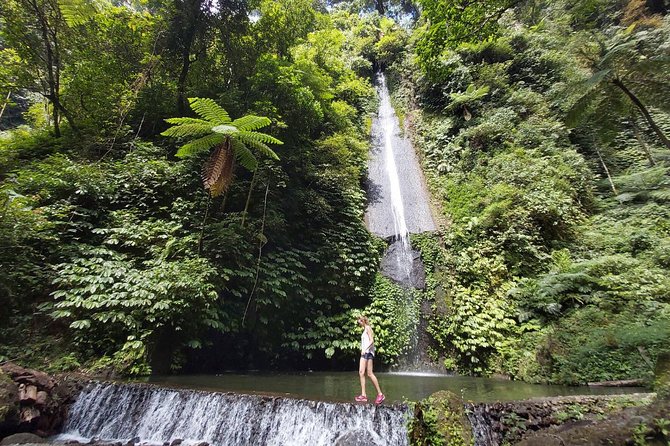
[361,352,374,360]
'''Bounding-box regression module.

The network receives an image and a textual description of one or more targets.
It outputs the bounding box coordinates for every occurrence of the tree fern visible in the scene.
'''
[162,97,283,197]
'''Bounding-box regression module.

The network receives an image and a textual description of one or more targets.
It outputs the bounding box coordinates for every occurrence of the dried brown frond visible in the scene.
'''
[202,139,235,197]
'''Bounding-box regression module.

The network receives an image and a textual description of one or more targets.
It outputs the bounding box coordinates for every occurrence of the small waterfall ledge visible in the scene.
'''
[58,382,410,446]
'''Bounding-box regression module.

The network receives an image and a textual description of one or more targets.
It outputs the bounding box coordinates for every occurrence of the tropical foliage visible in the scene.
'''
[1,0,669,387]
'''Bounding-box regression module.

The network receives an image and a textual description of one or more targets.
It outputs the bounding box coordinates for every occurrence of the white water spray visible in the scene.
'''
[59,382,409,446]
[377,73,414,281]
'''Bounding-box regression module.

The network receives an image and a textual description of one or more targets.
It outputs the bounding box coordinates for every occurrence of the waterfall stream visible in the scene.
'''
[365,72,436,368]
[58,382,409,446]
[366,72,435,288]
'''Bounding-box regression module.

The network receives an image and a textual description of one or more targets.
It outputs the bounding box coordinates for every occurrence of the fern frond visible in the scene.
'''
[58,0,107,26]
[583,69,611,90]
[565,88,602,127]
[232,115,272,132]
[203,141,235,197]
[243,138,280,161]
[230,139,258,171]
[237,131,284,147]
[188,98,231,125]
[650,188,670,202]
[161,123,213,138]
[164,117,212,126]
[176,133,226,158]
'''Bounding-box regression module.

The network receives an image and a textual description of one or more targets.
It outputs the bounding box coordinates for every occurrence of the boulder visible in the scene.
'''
[0,433,47,445]
[334,429,382,446]
[0,372,19,433]
[0,363,81,437]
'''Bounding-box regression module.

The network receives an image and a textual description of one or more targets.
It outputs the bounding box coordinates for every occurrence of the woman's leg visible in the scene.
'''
[366,359,383,395]
[359,356,368,396]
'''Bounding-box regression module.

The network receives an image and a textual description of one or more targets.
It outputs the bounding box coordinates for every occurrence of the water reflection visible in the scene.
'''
[138,372,642,403]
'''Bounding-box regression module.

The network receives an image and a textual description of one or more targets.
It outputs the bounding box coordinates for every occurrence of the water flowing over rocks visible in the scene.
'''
[58,382,409,446]
[379,239,426,289]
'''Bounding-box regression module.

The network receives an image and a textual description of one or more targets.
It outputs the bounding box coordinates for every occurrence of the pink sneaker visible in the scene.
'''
[374,394,385,405]
[354,395,368,402]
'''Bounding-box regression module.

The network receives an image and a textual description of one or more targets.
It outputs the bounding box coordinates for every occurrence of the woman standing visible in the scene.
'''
[355,316,385,404]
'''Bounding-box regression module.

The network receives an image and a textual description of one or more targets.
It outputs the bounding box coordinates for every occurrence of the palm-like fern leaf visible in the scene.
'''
[176,133,226,158]
[566,88,603,127]
[161,123,213,139]
[163,97,283,196]
[165,117,212,126]
[231,139,258,171]
[58,0,108,26]
[188,98,231,125]
[232,115,272,131]
[238,131,284,148]
[241,137,280,161]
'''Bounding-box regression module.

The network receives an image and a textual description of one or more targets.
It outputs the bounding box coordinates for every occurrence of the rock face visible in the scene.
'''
[516,394,670,446]
[0,363,81,439]
[465,393,657,446]
[379,241,427,289]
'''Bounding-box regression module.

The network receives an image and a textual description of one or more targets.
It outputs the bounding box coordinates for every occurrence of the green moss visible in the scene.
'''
[0,370,18,423]
[654,352,670,397]
[410,391,473,446]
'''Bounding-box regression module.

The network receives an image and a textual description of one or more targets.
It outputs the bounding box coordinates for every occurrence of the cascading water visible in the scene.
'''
[58,382,409,446]
[366,72,436,288]
[366,72,436,368]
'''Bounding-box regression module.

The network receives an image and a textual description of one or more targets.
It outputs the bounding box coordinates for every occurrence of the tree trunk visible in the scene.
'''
[632,119,655,166]
[36,9,60,137]
[595,145,617,196]
[0,90,11,122]
[177,49,191,115]
[241,169,257,228]
[375,0,385,14]
[612,78,670,150]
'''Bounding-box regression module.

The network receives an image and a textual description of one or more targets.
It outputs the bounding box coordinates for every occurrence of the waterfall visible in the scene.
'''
[58,382,409,446]
[366,72,435,287]
[365,72,436,369]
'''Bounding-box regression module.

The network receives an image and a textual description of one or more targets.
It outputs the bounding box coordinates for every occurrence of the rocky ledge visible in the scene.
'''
[0,363,83,439]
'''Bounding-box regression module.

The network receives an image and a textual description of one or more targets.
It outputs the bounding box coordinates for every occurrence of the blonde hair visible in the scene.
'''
[357,316,369,325]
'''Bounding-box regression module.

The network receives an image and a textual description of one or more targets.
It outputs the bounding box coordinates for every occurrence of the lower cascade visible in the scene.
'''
[58,382,409,446]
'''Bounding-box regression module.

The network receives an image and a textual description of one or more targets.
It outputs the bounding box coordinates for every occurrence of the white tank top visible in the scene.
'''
[361,327,375,355]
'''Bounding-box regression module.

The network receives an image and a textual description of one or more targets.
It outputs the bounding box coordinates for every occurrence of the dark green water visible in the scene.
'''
[137,372,643,403]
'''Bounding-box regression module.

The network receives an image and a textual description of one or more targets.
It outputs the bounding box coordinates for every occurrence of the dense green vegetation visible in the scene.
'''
[389,0,670,383]
[1,0,669,386]
[0,0,404,374]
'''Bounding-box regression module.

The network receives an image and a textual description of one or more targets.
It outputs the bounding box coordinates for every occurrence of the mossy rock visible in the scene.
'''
[654,352,670,396]
[0,370,19,431]
[410,390,473,446]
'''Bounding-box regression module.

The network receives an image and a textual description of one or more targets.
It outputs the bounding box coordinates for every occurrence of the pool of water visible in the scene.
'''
[135,372,643,404]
